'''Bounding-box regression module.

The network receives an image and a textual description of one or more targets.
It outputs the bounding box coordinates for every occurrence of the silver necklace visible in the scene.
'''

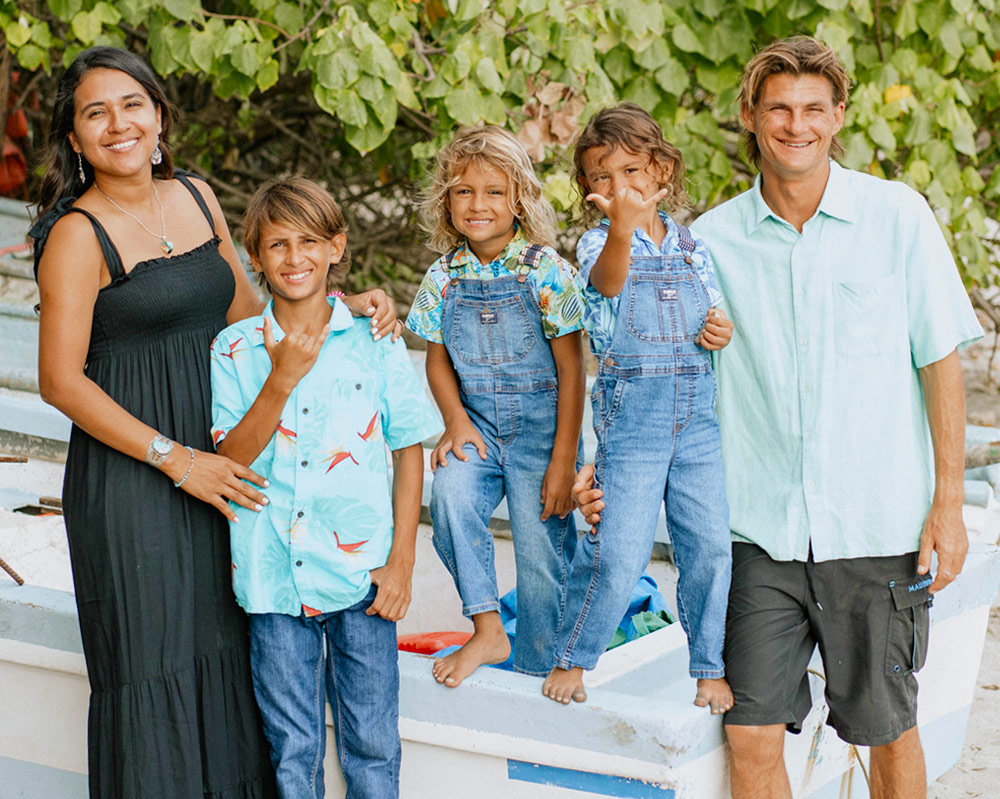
[94,180,174,255]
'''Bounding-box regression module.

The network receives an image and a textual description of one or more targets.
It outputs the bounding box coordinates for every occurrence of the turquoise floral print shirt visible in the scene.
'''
[405,228,584,343]
[576,211,723,355]
[210,296,442,616]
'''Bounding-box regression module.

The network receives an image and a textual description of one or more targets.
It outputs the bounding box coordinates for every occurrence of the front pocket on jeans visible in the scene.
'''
[884,575,932,676]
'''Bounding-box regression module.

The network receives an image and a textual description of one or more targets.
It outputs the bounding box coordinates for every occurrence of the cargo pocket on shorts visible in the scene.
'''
[884,575,933,676]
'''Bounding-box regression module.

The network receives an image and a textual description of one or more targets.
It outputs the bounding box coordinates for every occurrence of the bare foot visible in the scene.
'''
[432,612,510,688]
[542,667,588,704]
[694,677,734,715]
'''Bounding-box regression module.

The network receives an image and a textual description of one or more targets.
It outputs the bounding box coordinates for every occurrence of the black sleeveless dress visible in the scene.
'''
[31,175,277,799]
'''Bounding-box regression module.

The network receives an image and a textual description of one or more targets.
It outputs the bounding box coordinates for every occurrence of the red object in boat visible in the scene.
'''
[397,631,472,654]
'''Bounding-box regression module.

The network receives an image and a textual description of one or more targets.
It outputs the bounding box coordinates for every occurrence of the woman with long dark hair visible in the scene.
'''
[30,47,396,798]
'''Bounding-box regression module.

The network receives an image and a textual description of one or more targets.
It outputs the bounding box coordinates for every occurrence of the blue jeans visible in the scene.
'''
[429,388,577,676]
[555,371,731,677]
[248,588,400,799]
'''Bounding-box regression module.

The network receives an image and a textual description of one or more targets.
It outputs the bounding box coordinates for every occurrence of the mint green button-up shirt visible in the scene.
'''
[210,297,442,615]
[693,161,982,562]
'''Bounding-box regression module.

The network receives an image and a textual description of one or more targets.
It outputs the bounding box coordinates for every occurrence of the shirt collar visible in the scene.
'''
[251,294,354,346]
[745,159,856,235]
[450,225,528,271]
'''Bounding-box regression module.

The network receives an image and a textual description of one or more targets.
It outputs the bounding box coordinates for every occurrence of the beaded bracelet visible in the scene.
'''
[173,446,195,488]
[327,290,345,298]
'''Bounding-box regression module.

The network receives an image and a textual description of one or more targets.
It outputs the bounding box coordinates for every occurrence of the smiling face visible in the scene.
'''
[579,144,668,205]
[742,72,845,187]
[252,220,347,307]
[68,68,162,181]
[447,160,518,264]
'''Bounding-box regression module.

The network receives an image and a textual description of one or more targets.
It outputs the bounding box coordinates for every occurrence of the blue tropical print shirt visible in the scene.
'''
[405,228,584,343]
[576,211,723,354]
[210,296,442,615]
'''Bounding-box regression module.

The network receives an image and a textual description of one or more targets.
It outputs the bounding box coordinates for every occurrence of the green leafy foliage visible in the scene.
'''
[4,0,999,298]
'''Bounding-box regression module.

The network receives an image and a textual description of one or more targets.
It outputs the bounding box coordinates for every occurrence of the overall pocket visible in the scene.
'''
[625,267,707,343]
[449,295,537,365]
[884,574,932,676]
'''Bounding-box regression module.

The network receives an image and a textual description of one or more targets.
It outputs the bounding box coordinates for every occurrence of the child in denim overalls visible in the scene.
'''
[406,126,585,686]
[543,104,736,713]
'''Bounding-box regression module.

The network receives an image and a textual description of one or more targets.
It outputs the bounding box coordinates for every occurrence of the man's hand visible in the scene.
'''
[571,463,605,525]
[917,499,968,593]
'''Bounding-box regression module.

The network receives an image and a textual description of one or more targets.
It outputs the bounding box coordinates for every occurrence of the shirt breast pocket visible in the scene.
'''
[833,274,901,358]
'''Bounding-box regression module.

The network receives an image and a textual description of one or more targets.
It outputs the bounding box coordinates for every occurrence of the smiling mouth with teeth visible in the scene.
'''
[106,139,138,150]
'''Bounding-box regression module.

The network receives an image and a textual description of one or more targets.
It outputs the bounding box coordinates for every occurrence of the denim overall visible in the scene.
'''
[429,244,578,676]
[553,225,732,678]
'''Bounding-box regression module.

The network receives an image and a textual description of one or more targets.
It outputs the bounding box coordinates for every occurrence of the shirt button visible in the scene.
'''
[807,480,815,488]
[795,289,804,296]
[295,560,303,567]
[355,383,362,390]
[302,408,309,414]
[297,511,304,518]
[301,460,308,467]
[799,338,807,346]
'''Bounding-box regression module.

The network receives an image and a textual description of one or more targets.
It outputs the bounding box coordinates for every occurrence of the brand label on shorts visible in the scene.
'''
[658,288,677,301]
[480,309,498,324]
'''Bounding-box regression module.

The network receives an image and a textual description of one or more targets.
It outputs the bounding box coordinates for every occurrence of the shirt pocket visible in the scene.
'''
[833,273,900,358]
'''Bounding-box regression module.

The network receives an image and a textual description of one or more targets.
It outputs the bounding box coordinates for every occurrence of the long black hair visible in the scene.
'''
[35,47,176,219]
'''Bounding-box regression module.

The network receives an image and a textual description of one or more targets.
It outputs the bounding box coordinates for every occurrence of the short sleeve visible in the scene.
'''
[575,226,608,287]
[378,338,443,450]
[210,330,249,447]
[404,262,447,344]
[534,249,584,339]
[903,194,983,368]
[690,232,724,308]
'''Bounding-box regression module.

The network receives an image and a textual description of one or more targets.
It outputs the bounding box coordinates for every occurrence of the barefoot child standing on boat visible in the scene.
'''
[210,178,440,799]
[405,125,586,686]
[543,104,735,712]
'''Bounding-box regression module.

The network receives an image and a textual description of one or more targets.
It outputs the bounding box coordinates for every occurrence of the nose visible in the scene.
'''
[106,107,128,133]
[786,108,807,134]
[286,242,306,264]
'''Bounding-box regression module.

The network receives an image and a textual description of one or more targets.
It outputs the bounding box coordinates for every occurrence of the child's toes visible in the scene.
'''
[571,688,587,703]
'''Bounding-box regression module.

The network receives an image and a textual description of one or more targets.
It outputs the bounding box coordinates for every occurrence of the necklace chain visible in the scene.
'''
[94,180,174,255]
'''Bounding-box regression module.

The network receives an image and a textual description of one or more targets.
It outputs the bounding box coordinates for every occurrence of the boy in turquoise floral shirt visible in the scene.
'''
[210,178,440,799]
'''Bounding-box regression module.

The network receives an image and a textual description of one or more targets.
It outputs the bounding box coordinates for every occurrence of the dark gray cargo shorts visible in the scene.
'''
[723,542,932,747]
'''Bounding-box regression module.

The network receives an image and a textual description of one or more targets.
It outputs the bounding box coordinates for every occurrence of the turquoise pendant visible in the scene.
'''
[160,238,174,255]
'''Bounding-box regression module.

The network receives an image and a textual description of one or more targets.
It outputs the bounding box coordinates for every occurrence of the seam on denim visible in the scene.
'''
[430,531,461,583]
[311,630,326,798]
[562,502,603,662]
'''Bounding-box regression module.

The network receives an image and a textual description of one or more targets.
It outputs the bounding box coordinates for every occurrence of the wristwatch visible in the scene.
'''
[146,434,174,467]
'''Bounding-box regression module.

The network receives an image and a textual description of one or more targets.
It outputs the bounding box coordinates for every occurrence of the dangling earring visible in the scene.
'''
[151,136,163,166]
[77,152,86,183]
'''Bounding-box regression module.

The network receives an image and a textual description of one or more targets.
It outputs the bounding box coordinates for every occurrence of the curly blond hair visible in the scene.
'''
[572,103,687,228]
[422,125,557,254]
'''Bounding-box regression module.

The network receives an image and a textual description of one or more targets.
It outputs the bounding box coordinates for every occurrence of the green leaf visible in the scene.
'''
[918,1,947,37]
[695,63,742,96]
[842,131,875,169]
[70,10,102,44]
[906,158,932,187]
[164,0,199,22]
[622,74,661,111]
[256,60,280,92]
[671,24,704,56]
[337,90,369,127]
[190,31,215,73]
[274,2,304,35]
[230,43,261,77]
[891,48,919,77]
[968,45,996,73]
[938,20,964,59]
[894,0,918,38]
[474,57,504,94]
[656,58,690,96]
[29,21,52,49]
[317,50,360,91]
[444,86,487,125]
[633,38,671,71]
[48,0,84,18]
[952,120,978,156]
[16,42,46,70]
[345,117,392,154]
[867,116,896,153]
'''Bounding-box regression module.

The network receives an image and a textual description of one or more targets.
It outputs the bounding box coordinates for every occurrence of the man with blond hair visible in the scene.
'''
[575,36,981,798]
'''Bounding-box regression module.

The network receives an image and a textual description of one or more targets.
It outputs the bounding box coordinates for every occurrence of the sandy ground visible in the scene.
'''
[929,604,1000,798]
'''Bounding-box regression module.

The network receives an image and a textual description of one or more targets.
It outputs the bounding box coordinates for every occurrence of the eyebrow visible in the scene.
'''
[79,92,145,114]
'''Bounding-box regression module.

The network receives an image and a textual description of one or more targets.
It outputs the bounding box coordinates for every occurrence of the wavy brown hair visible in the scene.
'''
[739,36,851,168]
[422,125,557,254]
[242,177,351,293]
[572,103,686,227]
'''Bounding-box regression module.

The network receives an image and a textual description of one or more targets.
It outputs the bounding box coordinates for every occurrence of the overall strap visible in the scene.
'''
[65,207,128,283]
[675,223,696,262]
[517,243,547,271]
[173,171,216,235]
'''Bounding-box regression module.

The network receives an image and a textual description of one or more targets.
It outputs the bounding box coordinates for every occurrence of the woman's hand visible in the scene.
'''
[343,288,404,342]
[163,446,270,523]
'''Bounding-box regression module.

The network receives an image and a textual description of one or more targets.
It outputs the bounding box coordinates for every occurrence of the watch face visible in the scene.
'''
[153,438,172,455]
